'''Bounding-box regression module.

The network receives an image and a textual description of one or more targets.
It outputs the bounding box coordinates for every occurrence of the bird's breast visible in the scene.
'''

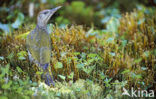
[34,28,51,47]
[27,27,51,65]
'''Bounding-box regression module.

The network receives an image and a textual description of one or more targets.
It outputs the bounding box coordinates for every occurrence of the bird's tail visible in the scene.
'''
[41,64,55,86]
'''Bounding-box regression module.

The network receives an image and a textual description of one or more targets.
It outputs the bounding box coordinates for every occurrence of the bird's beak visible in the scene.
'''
[50,6,62,13]
[46,6,62,23]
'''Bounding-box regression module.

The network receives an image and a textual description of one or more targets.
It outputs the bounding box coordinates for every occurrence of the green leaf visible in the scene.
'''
[0,64,10,78]
[22,96,30,99]
[7,52,14,60]
[24,90,34,95]
[104,78,112,87]
[12,12,24,29]
[68,72,74,79]
[16,87,23,93]
[101,16,110,24]
[36,71,43,75]
[76,88,81,92]
[88,53,97,58]
[4,64,10,74]
[134,58,142,64]
[106,17,120,33]
[17,51,27,56]
[122,40,127,47]
[74,52,80,56]
[80,52,86,59]
[58,75,66,80]
[56,92,61,97]
[16,66,23,73]
[0,56,4,60]
[55,62,63,69]
[100,72,106,79]
[135,75,142,79]
[18,56,26,60]
[131,72,142,79]
[32,82,38,86]
[143,51,150,57]
[87,59,94,64]
[0,23,12,34]
[121,69,130,74]
[17,51,27,60]
[2,81,12,89]
[76,63,84,69]
[138,18,145,25]
[83,65,95,74]
[106,37,114,43]
[15,31,30,39]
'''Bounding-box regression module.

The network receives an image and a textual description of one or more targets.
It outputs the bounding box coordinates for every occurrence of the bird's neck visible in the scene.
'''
[36,24,48,35]
[36,24,47,30]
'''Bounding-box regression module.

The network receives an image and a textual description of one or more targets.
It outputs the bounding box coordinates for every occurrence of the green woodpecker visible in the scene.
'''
[26,6,61,86]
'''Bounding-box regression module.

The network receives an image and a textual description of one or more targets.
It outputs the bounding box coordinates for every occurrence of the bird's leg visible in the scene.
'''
[41,64,55,86]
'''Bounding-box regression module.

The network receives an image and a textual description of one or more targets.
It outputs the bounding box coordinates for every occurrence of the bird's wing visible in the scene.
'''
[26,29,40,64]
[39,30,51,64]
[40,46,51,65]
[26,28,51,65]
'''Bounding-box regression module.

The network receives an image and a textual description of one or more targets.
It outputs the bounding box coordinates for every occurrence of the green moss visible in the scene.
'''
[0,9,156,98]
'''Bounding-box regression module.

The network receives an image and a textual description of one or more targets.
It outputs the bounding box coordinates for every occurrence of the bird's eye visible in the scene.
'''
[43,12,48,14]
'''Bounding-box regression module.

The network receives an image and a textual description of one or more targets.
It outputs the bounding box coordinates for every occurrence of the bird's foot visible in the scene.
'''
[42,73,55,86]
[40,63,55,86]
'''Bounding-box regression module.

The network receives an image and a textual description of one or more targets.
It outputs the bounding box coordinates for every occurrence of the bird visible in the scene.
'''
[26,6,62,86]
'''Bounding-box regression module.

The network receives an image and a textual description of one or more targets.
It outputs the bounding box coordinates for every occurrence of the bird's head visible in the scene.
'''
[37,6,61,27]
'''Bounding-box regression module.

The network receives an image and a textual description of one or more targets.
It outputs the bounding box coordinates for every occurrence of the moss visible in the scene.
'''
[0,9,156,98]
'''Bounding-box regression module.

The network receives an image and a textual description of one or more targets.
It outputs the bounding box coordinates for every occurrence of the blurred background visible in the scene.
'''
[0,0,156,34]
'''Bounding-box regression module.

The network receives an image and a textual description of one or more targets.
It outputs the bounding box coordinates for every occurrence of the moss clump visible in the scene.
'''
[31,79,102,99]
